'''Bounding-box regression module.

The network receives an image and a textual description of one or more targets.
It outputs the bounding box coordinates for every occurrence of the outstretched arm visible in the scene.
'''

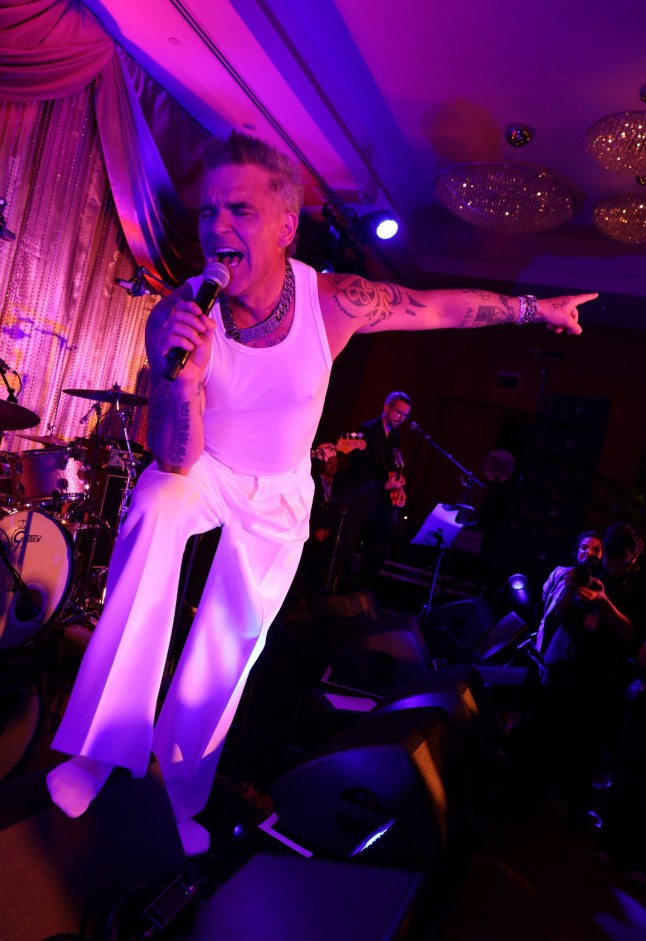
[318,273,596,353]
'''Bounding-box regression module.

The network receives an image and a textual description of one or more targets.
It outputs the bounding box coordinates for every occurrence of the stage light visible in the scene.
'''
[508,573,528,591]
[360,209,399,241]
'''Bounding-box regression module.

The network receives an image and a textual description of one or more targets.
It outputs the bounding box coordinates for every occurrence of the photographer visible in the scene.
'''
[540,523,645,828]
[536,530,603,653]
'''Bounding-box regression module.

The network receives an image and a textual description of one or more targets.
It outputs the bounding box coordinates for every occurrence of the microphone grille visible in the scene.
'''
[202,262,231,289]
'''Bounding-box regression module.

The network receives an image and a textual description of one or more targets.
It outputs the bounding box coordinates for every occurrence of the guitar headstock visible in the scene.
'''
[335,435,366,454]
[311,434,366,461]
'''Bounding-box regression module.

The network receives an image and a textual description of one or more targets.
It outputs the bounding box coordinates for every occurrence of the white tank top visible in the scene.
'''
[187,259,332,476]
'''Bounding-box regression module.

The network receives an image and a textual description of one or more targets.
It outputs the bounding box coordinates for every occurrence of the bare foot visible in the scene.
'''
[46,756,113,817]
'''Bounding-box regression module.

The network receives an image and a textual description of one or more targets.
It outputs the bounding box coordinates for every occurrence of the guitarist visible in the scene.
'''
[335,391,411,590]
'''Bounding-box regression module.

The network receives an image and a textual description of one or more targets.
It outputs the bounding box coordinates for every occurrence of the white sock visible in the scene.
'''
[46,756,113,818]
[177,818,211,857]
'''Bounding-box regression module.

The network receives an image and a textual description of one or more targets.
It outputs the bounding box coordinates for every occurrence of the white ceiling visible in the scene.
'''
[83,0,646,326]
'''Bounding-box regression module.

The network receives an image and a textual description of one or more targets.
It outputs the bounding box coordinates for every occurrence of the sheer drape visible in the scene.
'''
[0,0,213,451]
[0,89,153,450]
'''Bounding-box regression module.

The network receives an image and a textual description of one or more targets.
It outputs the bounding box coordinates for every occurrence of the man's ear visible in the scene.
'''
[279,210,299,249]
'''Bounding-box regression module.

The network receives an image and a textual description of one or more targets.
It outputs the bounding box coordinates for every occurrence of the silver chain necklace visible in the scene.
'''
[219,262,295,343]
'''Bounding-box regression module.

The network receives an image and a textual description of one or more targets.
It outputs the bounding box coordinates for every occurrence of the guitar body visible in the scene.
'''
[389,448,406,507]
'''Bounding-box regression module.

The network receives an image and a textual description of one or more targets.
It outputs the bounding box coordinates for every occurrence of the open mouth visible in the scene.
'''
[215,249,243,267]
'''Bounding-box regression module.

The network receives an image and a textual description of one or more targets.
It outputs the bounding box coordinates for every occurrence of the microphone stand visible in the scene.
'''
[411,422,486,505]
[111,399,139,540]
[0,361,18,404]
[0,536,41,620]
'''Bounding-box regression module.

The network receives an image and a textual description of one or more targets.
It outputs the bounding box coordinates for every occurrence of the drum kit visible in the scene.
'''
[0,385,149,654]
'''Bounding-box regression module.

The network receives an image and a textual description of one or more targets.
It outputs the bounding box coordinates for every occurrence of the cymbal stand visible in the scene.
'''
[112,401,139,540]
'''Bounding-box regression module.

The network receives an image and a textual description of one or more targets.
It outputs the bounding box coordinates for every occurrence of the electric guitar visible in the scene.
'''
[311,435,366,461]
[389,447,406,507]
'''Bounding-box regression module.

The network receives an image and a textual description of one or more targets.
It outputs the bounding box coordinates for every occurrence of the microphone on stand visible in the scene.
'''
[79,402,102,425]
[410,421,431,441]
[163,262,231,382]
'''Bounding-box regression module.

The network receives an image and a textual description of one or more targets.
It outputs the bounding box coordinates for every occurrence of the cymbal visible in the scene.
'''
[0,399,40,431]
[63,386,148,407]
[16,432,70,447]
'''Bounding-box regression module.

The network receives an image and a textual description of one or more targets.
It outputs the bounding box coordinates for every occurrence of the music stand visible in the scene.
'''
[412,504,465,630]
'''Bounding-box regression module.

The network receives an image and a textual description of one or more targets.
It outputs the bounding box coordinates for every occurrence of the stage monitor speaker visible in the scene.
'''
[324,613,431,697]
[475,611,529,662]
[420,597,495,655]
[183,852,424,941]
[280,590,380,660]
[0,766,186,941]
[270,707,451,870]
[373,664,498,743]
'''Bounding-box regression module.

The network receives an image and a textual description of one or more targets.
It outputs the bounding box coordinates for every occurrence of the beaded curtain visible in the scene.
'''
[0,84,155,455]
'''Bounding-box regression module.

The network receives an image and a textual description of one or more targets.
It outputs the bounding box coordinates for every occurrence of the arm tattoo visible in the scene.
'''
[169,401,191,466]
[472,295,515,327]
[332,277,423,327]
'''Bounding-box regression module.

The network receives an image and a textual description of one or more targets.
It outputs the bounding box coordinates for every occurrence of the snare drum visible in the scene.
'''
[8,448,89,506]
[0,509,74,650]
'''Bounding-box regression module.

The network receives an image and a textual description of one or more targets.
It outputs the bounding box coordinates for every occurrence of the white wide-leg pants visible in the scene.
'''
[52,451,313,821]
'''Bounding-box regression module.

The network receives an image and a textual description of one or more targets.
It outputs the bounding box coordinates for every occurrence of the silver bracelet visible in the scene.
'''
[517,294,537,325]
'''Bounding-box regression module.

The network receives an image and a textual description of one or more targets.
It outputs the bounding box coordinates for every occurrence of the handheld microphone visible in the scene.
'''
[163,262,230,382]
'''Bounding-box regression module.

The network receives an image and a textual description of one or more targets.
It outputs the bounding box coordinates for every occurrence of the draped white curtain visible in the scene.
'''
[0,87,154,453]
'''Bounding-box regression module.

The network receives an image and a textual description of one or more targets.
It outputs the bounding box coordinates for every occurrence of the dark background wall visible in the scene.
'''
[315,317,645,583]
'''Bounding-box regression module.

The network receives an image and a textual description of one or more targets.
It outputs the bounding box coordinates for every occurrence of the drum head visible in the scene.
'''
[0,510,74,651]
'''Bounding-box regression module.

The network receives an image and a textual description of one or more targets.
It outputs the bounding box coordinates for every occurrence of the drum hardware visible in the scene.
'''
[16,432,70,447]
[66,510,111,614]
[7,447,90,507]
[63,384,148,408]
[0,509,75,651]
[64,385,148,540]
[0,535,44,624]
[0,399,40,432]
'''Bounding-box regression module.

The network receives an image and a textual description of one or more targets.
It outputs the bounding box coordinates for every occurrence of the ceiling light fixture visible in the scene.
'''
[592,191,646,244]
[586,86,646,175]
[434,124,575,234]
[435,163,575,234]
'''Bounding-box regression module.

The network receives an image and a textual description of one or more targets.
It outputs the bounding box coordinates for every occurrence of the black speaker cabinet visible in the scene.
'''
[324,612,431,697]
[0,766,186,941]
[183,852,425,941]
[420,597,495,655]
[270,707,451,870]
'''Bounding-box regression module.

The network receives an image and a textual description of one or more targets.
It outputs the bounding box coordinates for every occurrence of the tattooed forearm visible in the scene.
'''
[471,295,516,327]
[147,382,204,471]
[169,400,191,466]
[332,276,422,326]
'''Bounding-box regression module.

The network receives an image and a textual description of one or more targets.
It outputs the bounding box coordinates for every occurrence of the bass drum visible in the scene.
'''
[0,510,74,651]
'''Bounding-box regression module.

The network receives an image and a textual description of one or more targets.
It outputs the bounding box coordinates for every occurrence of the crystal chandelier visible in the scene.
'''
[592,193,646,244]
[586,112,646,174]
[435,162,575,235]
